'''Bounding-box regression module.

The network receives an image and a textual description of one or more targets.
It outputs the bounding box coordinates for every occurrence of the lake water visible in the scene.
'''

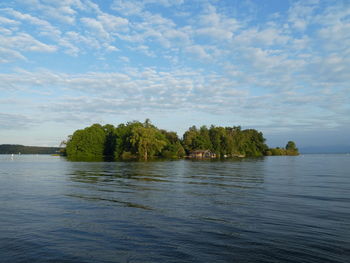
[0,154,349,263]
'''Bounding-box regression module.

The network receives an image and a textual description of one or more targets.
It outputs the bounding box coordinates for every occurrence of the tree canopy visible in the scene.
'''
[182,125,268,157]
[64,120,299,160]
[266,140,299,156]
[65,124,106,159]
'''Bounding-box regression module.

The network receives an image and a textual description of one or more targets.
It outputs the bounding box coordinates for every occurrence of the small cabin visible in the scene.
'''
[189,150,216,159]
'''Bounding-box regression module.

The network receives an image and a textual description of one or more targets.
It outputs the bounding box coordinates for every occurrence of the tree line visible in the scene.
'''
[0,144,61,154]
[63,119,298,160]
[266,141,299,156]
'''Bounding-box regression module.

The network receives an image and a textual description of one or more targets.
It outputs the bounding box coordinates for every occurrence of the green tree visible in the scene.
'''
[286,141,296,151]
[103,124,117,157]
[66,124,106,159]
[199,126,212,150]
[130,121,167,160]
[182,126,199,154]
[160,130,185,158]
[286,141,299,155]
[209,126,226,157]
[114,121,142,159]
[64,120,295,160]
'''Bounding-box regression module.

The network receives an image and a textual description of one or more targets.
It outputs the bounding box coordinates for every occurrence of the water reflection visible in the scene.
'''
[64,159,267,221]
[66,159,266,190]
[1,155,350,262]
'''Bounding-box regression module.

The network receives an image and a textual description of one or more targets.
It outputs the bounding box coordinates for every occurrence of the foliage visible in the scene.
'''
[66,120,170,160]
[129,121,167,160]
[286,141,299,155]
[182,125,268,157]
[268,141,299,156]
[64,120,298,160]
[160,130,185,158]
[65,124,106,159]
[103,124,117,157]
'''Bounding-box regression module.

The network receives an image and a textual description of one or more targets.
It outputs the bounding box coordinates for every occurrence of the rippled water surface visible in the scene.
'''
[0,154,349,262]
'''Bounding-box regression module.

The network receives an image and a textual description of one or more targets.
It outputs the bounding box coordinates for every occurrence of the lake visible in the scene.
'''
[0,154,349,262]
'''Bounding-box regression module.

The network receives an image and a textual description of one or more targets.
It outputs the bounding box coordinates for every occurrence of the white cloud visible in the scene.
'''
[0,9,62,57]
[5,8,62,38]
[233,26,290,49]
[0,112,36,130]
[0,0,349,144]
[0,47,26,63]
[0,32,57,53]
[0,15,19,25]
[80,12,129,42]
[14,0,81,24]
[195,4,239,41]
[111,0,184,16]
[97,13,128,32]
[185,45,211,60]
[317,20,350,53]
[81,17,109,39]
[288,0,319,31]
[111,0,145,16]
[133,45,156,57]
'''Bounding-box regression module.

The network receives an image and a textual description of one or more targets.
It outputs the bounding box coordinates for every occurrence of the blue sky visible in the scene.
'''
[0,0,349,150]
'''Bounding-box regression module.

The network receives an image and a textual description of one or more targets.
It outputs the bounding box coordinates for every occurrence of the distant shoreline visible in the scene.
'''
[0,144,62,155]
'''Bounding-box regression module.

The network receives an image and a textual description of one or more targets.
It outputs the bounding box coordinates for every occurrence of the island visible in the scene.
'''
[61,119,299,160]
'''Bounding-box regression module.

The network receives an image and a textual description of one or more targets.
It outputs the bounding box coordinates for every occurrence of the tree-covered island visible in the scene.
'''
[63,119,299,160]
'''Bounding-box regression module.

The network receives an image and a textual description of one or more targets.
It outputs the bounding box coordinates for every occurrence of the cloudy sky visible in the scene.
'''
[0,0,349,150]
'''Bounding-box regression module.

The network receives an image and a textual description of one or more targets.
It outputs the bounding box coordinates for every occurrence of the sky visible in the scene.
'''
[0,0,349,151]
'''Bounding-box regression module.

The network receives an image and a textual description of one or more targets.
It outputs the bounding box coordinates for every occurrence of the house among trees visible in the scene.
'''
[189,150,216,159]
